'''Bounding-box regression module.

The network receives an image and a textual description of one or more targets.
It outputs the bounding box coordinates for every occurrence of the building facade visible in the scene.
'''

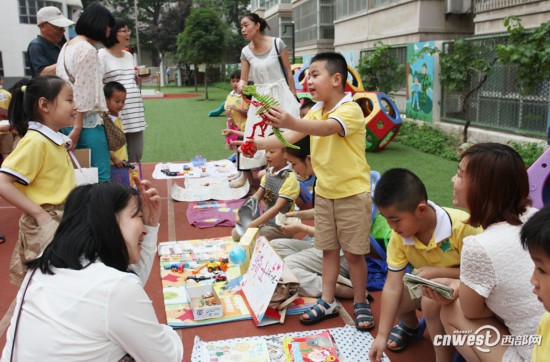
[0,0,82,86]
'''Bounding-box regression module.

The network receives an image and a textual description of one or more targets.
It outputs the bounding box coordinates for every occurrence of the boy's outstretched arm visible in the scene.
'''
[233,129,306,151]
[266,105,343,137]
[369,269,407,362]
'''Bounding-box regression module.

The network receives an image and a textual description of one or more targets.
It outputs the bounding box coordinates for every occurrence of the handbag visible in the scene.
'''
[68,150,99,185]
[100,112,126,151]
[269,264,300,310]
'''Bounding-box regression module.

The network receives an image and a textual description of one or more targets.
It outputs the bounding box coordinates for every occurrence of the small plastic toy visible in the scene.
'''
[229,246,247,265]
[192,257,229,275]
[241,85,300,156]
[191,154,206,167]
[163,262,185,273]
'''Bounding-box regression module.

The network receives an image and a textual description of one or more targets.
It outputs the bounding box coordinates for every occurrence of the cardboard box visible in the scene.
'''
[186,284,223,321]
[239,228,259,275]
[70,149,91,168]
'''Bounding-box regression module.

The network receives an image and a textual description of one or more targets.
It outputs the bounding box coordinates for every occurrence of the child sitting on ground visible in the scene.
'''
[222,70,248,151]
[368,168,481,361]
[240,52,373,331]
[103,81,129,177]
[232,146,299,242]
[520,204,550,361]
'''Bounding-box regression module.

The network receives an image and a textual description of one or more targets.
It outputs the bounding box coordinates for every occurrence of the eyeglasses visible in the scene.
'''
[118,28,131,34]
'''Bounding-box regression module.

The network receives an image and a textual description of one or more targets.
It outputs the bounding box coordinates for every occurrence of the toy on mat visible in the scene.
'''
[528,148,550,209]
[229,246,247,265]
[191,257,229,275]
[354,92,402,152]
[241,85,299,156]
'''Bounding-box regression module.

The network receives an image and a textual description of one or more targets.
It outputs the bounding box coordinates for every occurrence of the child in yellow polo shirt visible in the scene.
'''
[368,168,481,361]
[242,52,373,331]
[520,204,550,361]
[0,75,76,285]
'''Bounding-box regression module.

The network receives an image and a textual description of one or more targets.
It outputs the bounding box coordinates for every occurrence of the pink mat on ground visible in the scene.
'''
[186,199,245,228]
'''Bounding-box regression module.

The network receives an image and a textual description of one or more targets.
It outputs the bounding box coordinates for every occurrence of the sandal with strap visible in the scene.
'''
[299,298,340,325]
[387,320,419,352]
[353,302,375,331]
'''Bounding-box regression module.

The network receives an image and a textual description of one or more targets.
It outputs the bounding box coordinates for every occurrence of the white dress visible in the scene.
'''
[239,38,300,169]
[98,49,147,133]
[460,208,544,361]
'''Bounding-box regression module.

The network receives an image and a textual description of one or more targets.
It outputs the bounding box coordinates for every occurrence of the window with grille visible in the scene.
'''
[336,0,369,20]
[19,0,61,24]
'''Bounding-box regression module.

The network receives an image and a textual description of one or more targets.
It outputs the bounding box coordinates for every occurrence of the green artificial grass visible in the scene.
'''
[142,86,458,207]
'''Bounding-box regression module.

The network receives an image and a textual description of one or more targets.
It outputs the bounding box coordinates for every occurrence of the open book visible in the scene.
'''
[403,273,454,300]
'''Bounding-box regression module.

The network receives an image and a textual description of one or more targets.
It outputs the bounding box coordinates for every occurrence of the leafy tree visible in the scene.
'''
[496,17,550,94]
[418,39,496,143]
[105,0,190,65]
[356,42,405,93]
[176,8,226,99]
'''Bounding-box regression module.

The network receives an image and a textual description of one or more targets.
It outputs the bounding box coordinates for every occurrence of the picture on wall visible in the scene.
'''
[406,41,435,122]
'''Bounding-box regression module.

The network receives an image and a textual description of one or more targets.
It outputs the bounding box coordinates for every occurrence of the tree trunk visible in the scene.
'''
[460,58,497,143]
[204,64,209,100]
[194,64,198,92]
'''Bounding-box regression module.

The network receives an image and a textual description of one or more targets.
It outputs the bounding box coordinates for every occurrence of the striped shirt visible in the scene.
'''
[99,49,147,133]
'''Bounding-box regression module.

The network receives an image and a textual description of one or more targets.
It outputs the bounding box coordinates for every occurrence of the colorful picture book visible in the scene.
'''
[282,330,338,362]
[191,325,391,362]
[201,338,270,362]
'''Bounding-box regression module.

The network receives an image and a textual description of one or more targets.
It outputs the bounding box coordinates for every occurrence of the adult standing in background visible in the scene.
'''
[234,13,300,178]
[99,18,147,163]
[27,6,74,77]
[56,3,114,182]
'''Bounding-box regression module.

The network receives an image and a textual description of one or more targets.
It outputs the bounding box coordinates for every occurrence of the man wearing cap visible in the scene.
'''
[27,6,75,77]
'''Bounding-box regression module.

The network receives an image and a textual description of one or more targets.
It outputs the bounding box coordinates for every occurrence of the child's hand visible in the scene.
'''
[225,109,231,117]
[113,157,124,168]
[234,213,240,225]
[414,266,439,280]
[369,336,388,362]
[421,278,460,304]
[280,223,302,237]
[134,177,161,227]
[221,128,233,137]
[266,105,294,128]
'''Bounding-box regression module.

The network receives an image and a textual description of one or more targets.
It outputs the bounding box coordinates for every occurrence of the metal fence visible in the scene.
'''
[441,37,549,138]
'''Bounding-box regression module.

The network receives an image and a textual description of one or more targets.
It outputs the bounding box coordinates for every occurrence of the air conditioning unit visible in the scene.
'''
[445,0,472,14]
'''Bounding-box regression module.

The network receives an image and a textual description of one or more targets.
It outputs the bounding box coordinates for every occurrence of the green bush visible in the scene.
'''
[395,122,461,161]
[394,121,546,167]
[508,141,546,168]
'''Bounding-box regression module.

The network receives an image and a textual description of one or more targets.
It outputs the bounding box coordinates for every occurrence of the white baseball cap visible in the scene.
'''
[37,6,75,27]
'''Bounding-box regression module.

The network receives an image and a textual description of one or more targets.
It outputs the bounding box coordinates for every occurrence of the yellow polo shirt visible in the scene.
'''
[0,122,75,205]
[533,312,550,361]
[387,201,482,271]
[306,93,370,199]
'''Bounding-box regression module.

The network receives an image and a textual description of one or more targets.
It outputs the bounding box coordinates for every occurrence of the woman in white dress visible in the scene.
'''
[56,3,113,182]
[424,143,544,361]
[99,18,147,163]
[235,13,300,176]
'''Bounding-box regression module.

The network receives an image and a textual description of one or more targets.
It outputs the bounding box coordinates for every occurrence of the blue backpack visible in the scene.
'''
[366,257,388,291]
